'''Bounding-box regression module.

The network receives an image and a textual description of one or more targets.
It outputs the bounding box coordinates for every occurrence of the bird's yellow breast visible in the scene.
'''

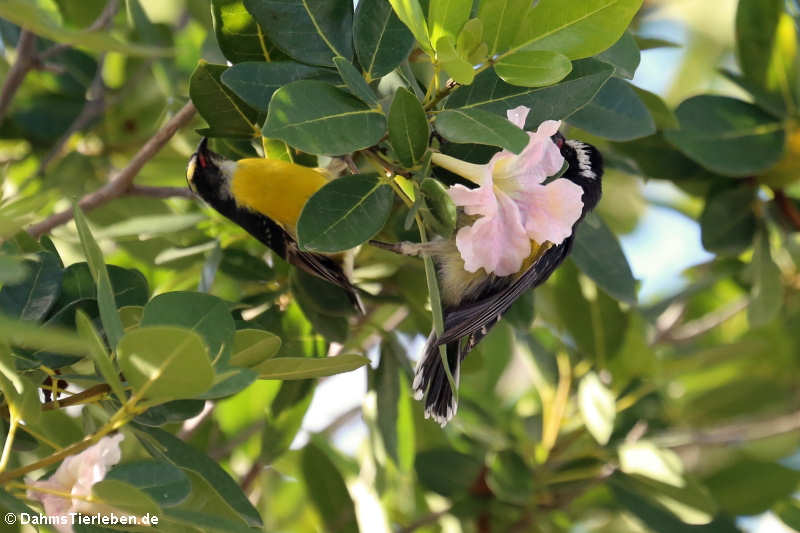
[230,158,328,235]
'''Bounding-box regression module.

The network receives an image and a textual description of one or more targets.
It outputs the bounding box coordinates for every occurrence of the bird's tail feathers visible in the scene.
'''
[413,335,461,426]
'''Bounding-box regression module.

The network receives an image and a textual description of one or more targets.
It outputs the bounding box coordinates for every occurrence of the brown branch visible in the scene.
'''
[654,298,748,344]
[774,189,800,231]
[26,100,197,238]
[128,185,195,199]
[41,384,111,411]
[0,30,37,126]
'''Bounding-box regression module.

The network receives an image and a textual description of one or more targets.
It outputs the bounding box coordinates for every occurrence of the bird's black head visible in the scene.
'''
[553,135,603,214]
[186,138,228,204]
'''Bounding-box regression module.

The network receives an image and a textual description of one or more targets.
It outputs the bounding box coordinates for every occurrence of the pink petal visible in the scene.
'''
[506,105,530,129]
[455,190,530,276]
[520,179,585,245]
[447,182,496,218]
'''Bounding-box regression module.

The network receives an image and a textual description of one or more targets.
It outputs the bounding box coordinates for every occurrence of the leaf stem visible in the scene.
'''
[0,411,19,473]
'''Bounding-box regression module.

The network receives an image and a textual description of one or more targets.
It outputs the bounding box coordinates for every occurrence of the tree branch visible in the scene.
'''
[128,185,195,199]
[0,30,37,126]
[774,189,800,231]
[26,100,197,238]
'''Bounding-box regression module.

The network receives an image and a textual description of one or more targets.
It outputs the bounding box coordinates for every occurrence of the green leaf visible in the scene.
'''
[135,399,206,427]
[263,80,386,155]
[94,214,207,239]
[632,86,678,130]
[749,231,783,327]
[261,380,314,462]
[0,255,28,285]
[435,35,475,85]
[334,57,379,107]
[572,213,637,304]
[230,329,281,368]
[0,316,91,356]
[301,443,359,533]
[375,337,415,470]
[106,460,191,507]
[222,61,338,111]
[435,108,529,153]
[494,50,572,87]
[290,269,356,317]
[736,0,796,105]
[578,371,616,445]
[74,206,124,349]
[568,78,655,141]
[75,311,126,403]
[664,95,786,177]
[0,0,171,57]
[612,134,712,183]
[244,0,353,66]
[0,250,62,321]
[477,0,532,56]
[619,441,685,487]
[170,469,252,527]
[163,509,256,533]
[189,61,260,138]
[388,87,430,167]
[596,30,641,79]
[445,58,614,127]
[705,458,800,516]
[774,499,800,531]
[420,177,457,238]
[0,342,40,422]
[415,449,483,496]
[354,0,415,79]
[624,474,717,526]
[211,0,282,63]
[486,450,535,504]
[141,291,236,369]
[117,326,215,402]
[700,186,756,256]
[514,0,644,60]
[297,173,394,252]
[91,479,161,517]
[428,0,471,49]
[135,426,263,527]
[457,18,487,63]
[389,0,431,52]
[255,354,369,379]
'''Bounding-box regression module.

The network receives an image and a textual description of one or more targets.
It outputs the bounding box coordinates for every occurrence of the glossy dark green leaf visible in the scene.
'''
[596,30,641,79]
[189,61,260,138]
[664,96,785,177]
[263,81,386,155]
[301,443,359,533]
[514,0,644,60]
[568,78,655,141]
[74,206,124,349]
[211,0,283,63]
[572,213,637,304]
[106,461,190,507]
[199,367,257,399]
[221,61,339,111]
[255,354,369,379]
[290,269,355,317]
[435,108,529,153]
[244,0,353,66]
[415,449,483,496]
[135,425,263,527]
[611,135,712,182]
[135,400,206,427]
[705,458,800,516]
[334,57,378,107]
[0,250,62,321]
[494,50,572,87]
[117,326,215,402]
[297,173,394,252]
[700,185,757,256]
[388,87,429,167]
[354,0,415,79]
[445,59,614,128]
[141,291,236,369]
[749,232,783,327]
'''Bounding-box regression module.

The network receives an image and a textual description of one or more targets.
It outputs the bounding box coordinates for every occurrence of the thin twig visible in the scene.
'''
[654,298,748,344]
[128,185,195,199]
[0,30,37,126]
[26,101,197,237]
[774,189,800,231]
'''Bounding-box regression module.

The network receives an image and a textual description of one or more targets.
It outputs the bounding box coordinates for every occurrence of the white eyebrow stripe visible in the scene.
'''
[566,140,597,180]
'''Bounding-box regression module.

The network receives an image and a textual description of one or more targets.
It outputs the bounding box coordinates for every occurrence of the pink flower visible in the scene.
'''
[431,106,584,276]
[28,434,124,533]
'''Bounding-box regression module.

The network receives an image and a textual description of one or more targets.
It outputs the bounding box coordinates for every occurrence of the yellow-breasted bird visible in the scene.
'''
[379,134,603,425]
[186,139,363,313]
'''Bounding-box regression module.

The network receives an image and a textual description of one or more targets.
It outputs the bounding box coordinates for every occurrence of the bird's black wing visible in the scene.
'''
[435,236,574,346]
